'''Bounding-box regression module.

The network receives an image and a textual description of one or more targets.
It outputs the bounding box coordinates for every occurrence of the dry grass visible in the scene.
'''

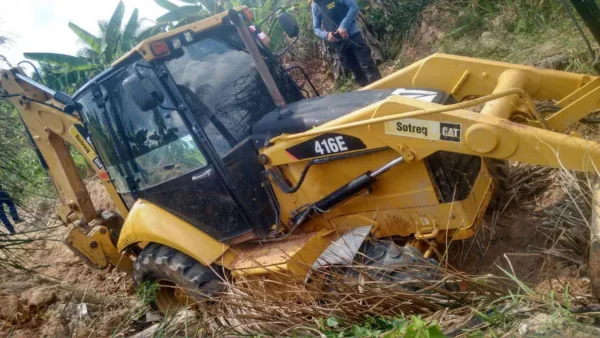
[200,263,511,336]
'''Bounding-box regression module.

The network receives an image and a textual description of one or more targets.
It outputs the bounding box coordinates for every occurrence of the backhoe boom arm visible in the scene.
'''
[0,68,132,273]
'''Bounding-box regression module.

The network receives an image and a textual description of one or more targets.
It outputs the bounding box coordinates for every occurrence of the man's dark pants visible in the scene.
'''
[335,32,382,86]
[0,192,19,234]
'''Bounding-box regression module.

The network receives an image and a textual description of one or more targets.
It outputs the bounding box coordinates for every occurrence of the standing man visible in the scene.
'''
[0,185,22,234]
[312,0,382,86]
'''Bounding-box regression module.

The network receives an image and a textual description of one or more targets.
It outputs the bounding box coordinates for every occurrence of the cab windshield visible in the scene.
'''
[77,63,207,194]
[163,24,303,156]
[77,23,302,195]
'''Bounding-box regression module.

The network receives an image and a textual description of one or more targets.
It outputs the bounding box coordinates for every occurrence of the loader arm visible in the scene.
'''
[0,68,132,273]
[265,54,600,173]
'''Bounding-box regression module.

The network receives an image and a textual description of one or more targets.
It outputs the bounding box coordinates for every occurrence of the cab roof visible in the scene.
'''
[74,7,246,99]
[111,7,244,68]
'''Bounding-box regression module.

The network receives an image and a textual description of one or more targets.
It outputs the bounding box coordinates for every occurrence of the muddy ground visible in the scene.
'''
[0,178,143,338]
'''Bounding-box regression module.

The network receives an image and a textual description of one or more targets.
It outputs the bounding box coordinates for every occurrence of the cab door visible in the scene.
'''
[80,61,254,241]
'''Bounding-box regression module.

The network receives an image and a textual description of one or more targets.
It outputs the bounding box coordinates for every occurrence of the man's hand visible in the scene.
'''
[327,32,338,43]
[336,28,349,39]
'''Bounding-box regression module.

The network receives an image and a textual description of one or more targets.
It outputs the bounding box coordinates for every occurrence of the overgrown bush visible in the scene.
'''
[446,0,564,38]
[0,102,54,202]
[359,0,431,60]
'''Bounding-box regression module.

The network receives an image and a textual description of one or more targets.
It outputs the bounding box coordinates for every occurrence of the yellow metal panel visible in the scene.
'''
[546,85,600,131]
[65,225,134,273]
[117,199,228,266]
[228,229,336,279]
[324,160,493,239]
[414,54,588,101]
[369,96,600,172]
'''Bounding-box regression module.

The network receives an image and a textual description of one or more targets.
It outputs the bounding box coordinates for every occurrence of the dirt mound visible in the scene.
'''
[395,4,455,67]
[0,178,145,337]
[85,177,117,212]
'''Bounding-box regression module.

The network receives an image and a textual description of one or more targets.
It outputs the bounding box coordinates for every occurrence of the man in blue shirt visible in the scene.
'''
[0,185,21,234]
[312,0,381,86]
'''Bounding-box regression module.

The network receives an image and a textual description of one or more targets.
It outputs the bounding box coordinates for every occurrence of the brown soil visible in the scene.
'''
[0,179,142,338]
[395,4,456,67]
[449,163,594,309]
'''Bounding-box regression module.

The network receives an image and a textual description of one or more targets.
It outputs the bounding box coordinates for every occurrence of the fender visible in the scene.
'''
[117,199,229,266]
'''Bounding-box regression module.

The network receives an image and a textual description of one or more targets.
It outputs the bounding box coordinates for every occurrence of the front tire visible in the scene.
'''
[133,243,225,314]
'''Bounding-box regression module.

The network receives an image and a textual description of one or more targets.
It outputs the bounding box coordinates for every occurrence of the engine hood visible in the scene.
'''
[251,89,449,149]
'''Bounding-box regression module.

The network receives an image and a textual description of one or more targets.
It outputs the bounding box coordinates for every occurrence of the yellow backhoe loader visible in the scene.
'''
[3,4,600,313]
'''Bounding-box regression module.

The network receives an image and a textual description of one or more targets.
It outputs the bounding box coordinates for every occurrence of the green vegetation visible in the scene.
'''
[321,316,445,338]
[359,0,431,60]
[0,102,53,203]
[136,280,160,306]
[436,0,597,74]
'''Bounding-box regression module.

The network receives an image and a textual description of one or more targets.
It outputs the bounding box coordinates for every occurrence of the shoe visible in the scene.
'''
[13,219,23,224]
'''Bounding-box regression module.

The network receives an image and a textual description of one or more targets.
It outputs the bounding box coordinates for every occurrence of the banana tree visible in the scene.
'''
[23,1,154,92]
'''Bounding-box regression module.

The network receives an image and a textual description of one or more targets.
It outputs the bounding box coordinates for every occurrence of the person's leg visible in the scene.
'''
[346,50,369,86]
[349,33,382,85]
[5,198,21,223]
[337,43,368,86]
[0,203,15,234]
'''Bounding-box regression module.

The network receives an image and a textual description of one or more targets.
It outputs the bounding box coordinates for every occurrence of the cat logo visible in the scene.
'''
[440,122,461,142]
[385,118,462,143]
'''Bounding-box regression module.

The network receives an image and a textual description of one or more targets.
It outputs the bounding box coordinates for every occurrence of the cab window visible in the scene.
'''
[79,61,208,193]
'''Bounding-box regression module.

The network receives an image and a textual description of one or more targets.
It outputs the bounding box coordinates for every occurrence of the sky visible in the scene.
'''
[0,0,168,68]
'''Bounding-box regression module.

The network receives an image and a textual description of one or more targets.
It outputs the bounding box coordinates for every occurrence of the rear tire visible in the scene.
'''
[133,243,225,315]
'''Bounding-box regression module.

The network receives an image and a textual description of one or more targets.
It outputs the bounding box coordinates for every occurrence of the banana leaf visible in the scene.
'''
[154,0,180,11]
[68,23,102,54]
[136,25,167,42]
[103,1,126,62]
[23,53,95,71]
[121,9,139,52]
[157,5,207,23]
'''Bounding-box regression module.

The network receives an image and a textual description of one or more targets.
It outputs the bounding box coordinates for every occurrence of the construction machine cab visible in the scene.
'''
[70,8,462,247]
[72,10,307,243]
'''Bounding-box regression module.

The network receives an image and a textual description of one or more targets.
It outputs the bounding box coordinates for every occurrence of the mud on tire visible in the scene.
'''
[133,243,225,314]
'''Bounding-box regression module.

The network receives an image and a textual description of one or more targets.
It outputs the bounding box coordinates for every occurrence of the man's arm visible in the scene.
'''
[312,3,329,40]
[339,0,359,31]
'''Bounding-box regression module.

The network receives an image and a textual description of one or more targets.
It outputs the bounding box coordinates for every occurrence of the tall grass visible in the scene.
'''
[437,0,597,73]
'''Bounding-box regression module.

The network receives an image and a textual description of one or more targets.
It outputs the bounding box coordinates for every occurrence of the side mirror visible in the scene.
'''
[122,73,164,111]
[277,12,299,38]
